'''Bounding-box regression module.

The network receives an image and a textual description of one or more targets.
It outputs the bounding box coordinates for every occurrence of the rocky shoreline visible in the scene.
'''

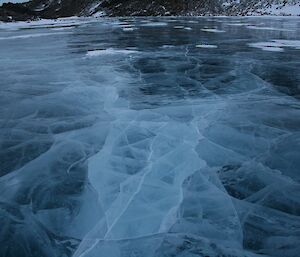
[1,0,299,22]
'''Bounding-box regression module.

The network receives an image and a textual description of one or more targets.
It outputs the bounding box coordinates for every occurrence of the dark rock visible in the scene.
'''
[0,0,299,22]
[0,0,224,21]
[0,3,37,21]
[101,0,223,16]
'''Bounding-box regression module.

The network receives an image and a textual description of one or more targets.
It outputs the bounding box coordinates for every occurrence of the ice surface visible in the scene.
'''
[0,16,300,257]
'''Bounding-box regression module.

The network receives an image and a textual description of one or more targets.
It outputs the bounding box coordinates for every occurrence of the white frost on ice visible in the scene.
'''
[141,22,168,27]
[0,32,72,40]
[201,28,226,33]
[246,25,294,32]
[248,40,300,52]
[51,26,74,31]
[173,26,192,30]
[123,27,135,32]
[226,23,253,26]
[248,42,284,52]
[196,44,218,49]
[274,39,300,49]
[86,48,138,57]
[174,26,185,29]
[161,45,175,48]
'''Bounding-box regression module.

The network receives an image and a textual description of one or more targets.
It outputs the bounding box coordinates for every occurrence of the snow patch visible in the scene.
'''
[257,3,300,16]
[0,17,91,31]
[92,11,106,18]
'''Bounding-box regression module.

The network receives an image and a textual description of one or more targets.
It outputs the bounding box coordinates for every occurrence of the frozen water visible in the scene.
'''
[0,16,300,257]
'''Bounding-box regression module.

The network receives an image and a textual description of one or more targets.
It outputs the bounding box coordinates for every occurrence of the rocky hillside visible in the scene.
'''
[1,0,299,21]
[223,0,300,16]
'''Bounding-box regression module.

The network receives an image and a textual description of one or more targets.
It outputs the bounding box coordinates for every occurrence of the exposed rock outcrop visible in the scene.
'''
[0,0,299,22]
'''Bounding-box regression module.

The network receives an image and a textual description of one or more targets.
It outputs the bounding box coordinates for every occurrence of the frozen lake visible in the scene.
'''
[0,16,300,257]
